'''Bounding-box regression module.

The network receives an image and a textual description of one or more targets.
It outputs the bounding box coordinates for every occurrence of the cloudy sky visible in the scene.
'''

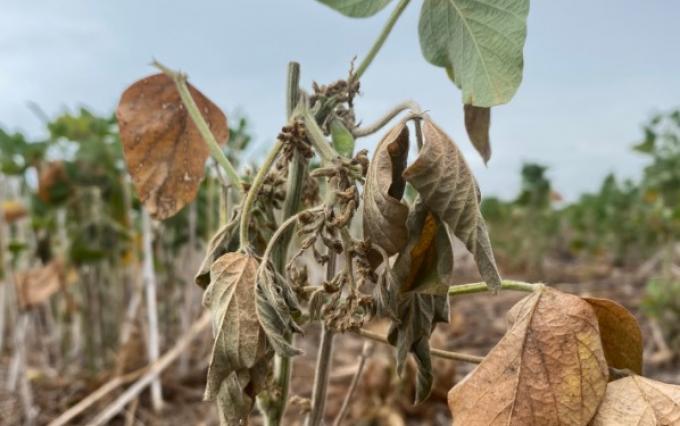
[1,0,678,200]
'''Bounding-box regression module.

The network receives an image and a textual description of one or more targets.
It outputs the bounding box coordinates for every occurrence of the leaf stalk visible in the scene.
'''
[448,280,542,296]
[351,0,412,82]
[152,60,243,194]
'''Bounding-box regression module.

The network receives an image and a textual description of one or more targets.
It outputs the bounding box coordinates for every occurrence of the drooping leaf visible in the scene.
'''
[315,0,393,17]
[330,118,356,158]
[464,104,491,163]
[203,252,270,422]
[387,201,450,403]
[448,287,609,426]
[363,120,410,255]
[117,73,228,220]
[216,363,269,426]
[584,297,643,375]
[255,261,303,357]
[590,375,680,426]
[418,0,529,107]
[405,118,501,290]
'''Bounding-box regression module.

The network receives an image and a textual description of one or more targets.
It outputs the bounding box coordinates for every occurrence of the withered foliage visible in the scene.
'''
[117,73,228,220]
[203,252,270,423]
[590,375,680,425]
[449,287,609,425]
[116,60,675,426]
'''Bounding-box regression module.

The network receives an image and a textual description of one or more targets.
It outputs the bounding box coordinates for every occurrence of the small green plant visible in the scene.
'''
[644,276,680,353]
[113,1,678,425]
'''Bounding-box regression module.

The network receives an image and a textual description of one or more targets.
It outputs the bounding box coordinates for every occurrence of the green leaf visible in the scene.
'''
[418,0,529,107]
[315,0,393,17]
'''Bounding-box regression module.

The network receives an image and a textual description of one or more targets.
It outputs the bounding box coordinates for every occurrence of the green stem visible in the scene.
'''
[352,100,421,138]
[352,0,412,82]
[238,139,284,250]
[153,61,243,194]
[305,253,337,426]
[264,63,307,426]
[448,280,542,296]
[302,111,337,164]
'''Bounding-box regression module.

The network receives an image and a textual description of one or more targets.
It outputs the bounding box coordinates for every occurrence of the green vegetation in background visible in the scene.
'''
[0,108,252,267]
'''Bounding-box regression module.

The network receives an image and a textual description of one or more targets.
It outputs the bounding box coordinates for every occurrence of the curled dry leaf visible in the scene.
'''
[404,118,501,291]
[590,375,680,426]
[194,217,240,289]
[117,73,228,220]
[14,260,65,309]
[387,201,451,404]
[255,261,303,357]
[217,363,269,426]
[449,287,609,426]
[584,297,643,375]
[362,120,410,256]
[203,252,270,423]
[463,105,491,164]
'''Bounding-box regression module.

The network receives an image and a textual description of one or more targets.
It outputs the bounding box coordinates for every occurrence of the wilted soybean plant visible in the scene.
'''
[116,0,680,425]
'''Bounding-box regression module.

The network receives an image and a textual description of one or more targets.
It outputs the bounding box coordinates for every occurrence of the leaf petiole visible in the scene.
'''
[351,0,412,82]
[152,60,243,195]
[352,100,422,138]
[448,280,543,296]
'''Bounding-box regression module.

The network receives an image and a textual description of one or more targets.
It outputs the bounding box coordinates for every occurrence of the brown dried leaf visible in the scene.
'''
[388,202,450,404]
[590,375,680,426]
[216,363,270,426]
[1,200,28,224]
[14,260,65,309]
[194,217,239,289]
[404,118,501,291]
[117,73,228,219]
[584,297,643,375]
[464,105,491,164]
[37,161,70,204]
[449,287,609,426]
[203,252,269,422]
[363,120,410,255]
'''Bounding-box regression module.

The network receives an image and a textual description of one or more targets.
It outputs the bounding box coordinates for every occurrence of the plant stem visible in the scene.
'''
[307,325,335,426]
[353,100,422,137]
[448,280,542,296]
[305,254,337,426]
[238,139,284,250]
[332,341,373,426]
[351,0,412,82]
[153,61,242,194]
[262,62,307,426]
[141,210,164,412]
[274,62,306,273]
